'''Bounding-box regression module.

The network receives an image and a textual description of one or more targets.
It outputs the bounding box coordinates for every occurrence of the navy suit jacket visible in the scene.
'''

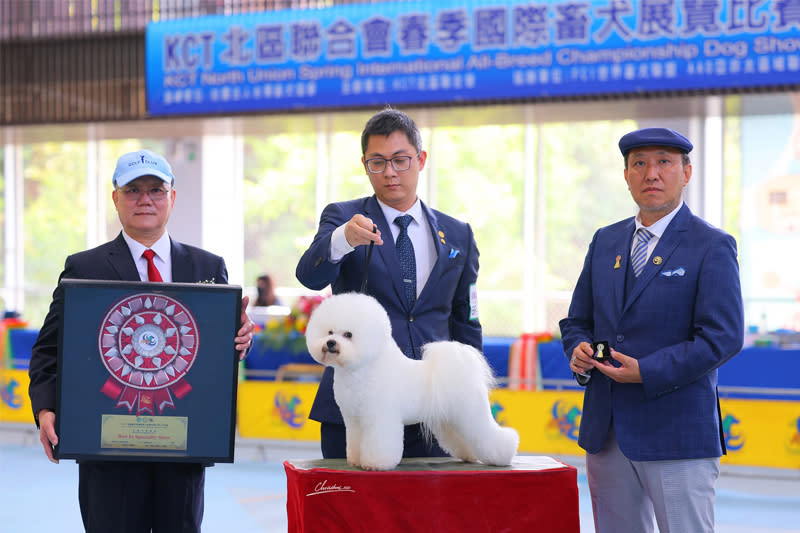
[28,232,228,421]
[559,204,744,461]
[296,195,482,424]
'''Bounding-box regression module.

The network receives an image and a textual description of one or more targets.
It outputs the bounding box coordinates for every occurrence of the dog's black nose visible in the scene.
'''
[326,339,337,350]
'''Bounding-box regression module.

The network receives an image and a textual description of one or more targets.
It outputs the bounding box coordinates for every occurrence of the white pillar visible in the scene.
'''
[522,104,540,332]
[86,123,107,249]
[166,119,245,286]
[3,129,24,314]
[702,96,724,228]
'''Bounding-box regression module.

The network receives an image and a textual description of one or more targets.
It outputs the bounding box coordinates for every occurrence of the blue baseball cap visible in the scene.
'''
[618,127,693,157]
[112,149,175,188]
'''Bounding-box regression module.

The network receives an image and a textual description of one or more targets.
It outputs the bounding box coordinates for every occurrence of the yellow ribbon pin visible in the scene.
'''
[614,255,621,269]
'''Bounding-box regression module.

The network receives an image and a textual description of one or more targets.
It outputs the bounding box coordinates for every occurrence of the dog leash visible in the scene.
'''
[360,224,377,293]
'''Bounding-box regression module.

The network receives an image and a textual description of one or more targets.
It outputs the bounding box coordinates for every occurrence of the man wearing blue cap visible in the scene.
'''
[560,128,744,532]
[28,149,256,532]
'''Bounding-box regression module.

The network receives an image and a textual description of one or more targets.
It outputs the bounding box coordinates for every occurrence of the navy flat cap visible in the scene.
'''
[618,127,693,156]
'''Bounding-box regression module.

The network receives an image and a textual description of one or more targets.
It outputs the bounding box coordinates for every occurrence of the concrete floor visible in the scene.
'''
[1,423,799,532]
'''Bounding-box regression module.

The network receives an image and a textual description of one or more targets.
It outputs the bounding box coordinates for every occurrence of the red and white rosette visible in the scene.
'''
[98,293,199,415]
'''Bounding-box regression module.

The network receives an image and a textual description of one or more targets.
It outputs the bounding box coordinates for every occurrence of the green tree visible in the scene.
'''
[23,142,87,325]
[243,124,318,291]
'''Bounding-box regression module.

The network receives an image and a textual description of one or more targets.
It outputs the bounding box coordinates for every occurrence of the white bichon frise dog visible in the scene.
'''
[305,292,520,471]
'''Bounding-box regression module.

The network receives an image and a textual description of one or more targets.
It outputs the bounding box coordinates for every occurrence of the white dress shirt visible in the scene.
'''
[632,201,684,260]
[121,230,173,282]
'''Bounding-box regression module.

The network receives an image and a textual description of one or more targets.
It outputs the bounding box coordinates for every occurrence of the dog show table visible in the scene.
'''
[284,456,580,533]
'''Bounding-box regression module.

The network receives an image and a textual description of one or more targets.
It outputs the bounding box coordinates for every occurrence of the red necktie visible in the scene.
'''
[142,249,163,282]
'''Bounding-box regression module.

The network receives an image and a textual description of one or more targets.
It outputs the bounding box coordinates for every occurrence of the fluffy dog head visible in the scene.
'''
[305,293,393,368]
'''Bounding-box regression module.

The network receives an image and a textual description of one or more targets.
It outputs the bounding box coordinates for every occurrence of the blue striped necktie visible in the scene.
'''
[394,215,416,306]
[631,228,654,277]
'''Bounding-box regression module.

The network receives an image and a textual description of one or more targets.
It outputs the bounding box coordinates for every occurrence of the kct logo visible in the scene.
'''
[140,333,158,347]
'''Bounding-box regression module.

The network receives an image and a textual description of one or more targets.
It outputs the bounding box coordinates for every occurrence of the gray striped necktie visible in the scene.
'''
[631,228,654,277]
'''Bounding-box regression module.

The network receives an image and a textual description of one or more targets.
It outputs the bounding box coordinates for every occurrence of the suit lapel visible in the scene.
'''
[106,233,141,281]
[170,238,193,283]
[365,197,407,306]
[612,222,634,318]
[417,203,447,304]
[623,205,690,313]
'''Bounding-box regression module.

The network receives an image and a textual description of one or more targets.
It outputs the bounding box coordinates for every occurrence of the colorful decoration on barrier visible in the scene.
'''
[1,375,23,409]
[0,369,33,423]
[236,381,320,441]
[491,399,508,426]
[721,411,745,451]
[274,391,307,429]
[549,399,581,442]
[788,416,800,453]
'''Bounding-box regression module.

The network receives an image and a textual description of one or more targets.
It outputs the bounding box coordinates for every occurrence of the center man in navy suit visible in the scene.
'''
[296,107,483,459]
[560,128,744,533]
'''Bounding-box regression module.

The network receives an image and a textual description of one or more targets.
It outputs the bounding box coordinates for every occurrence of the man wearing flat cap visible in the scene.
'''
[28,149,256,532]
[560,128,744,532]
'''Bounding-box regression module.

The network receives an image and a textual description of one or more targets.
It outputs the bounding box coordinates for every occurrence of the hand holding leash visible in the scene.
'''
[360,224,377,293]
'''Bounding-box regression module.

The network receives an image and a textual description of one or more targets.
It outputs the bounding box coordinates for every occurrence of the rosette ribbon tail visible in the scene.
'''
[100,379,184,415]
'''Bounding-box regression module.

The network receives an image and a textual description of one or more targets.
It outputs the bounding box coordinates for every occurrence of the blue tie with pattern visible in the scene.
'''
[394,215,416,307]
[631,228,655,277]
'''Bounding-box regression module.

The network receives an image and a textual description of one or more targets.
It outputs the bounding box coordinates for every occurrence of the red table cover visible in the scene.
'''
[284,456,579,533]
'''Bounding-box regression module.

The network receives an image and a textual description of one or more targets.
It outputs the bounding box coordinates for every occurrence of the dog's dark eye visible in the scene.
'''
[343,331,353,339]
[328,330,333,335]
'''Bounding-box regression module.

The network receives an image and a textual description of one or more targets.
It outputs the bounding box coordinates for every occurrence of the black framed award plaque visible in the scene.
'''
[54,279,241,463]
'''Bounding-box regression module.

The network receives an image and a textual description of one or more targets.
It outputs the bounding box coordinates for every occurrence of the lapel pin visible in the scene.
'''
[438,230,446,245]
[614,255,621,269]
[653,256,663,265]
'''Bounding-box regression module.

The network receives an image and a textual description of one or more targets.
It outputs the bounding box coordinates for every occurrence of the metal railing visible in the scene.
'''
[0,0,397,124]
[0,0,397,40]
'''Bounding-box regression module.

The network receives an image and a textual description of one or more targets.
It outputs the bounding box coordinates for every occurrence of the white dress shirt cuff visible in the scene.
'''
[329,224,355,263]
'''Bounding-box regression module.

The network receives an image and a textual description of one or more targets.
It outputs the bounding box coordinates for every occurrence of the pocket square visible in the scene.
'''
[449,248,460,259]
[661,267,686,277]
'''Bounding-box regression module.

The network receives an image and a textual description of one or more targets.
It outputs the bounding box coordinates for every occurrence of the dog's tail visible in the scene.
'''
[419,340,494,443]
[419,341,518,466]
[420,341,495,401]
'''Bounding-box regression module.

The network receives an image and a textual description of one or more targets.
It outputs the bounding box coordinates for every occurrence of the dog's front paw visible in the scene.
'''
[357,456,400,471]
[360,462,395,471]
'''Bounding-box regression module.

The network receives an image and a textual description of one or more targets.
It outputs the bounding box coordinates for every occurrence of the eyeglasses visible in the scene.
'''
[364,154,418,174]
[117,186,171,201]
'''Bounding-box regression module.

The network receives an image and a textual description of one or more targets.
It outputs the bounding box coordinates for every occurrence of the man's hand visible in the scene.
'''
[591,348,642,383]
[344,214,383,247]
[235,295,255,360]
[37,409,59,464]
[568,341,595,375]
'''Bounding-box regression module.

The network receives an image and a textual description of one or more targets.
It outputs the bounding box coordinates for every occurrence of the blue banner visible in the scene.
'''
[145,0,800,116]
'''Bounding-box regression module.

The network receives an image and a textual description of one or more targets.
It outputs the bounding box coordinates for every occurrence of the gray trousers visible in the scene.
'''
[586,428,719,533]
